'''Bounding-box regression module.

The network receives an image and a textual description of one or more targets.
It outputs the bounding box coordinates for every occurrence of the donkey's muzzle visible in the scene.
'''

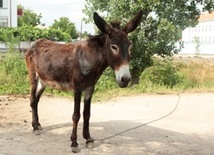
[118,74,131,88]
[115,65,131,88]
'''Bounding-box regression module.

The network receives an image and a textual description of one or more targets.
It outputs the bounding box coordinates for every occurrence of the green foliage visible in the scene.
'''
[0,52,29,95]
[46,28,71,42]
[0,26,71,42]
[0,5,76,43]
[51,17,78,39]
[18,5,42,27]
[141,58,183,88]
[14,5,72,42]
[83,0,214,84]
[0,27,20,51]
[18,25,41,41]
[95,68,117,93]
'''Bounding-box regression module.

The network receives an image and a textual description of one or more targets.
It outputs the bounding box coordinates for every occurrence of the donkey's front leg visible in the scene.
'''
[70,90,82,153]
[83,87,95,148]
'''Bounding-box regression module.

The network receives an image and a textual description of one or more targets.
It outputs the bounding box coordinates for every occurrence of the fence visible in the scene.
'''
[0,41,66,53]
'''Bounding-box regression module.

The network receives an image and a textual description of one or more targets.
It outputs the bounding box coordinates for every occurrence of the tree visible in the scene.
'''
[81,31,91,39]
[83,0,214,85]
[51,17,78,39]
[0,27,20,51]
[44,28,71,42]
[18,5,42,27]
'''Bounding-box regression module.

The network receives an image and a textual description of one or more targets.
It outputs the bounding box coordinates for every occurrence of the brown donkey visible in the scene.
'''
[25,10,142,153]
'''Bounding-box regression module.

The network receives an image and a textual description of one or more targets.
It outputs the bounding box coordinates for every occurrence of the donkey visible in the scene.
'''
[25,10,142,152]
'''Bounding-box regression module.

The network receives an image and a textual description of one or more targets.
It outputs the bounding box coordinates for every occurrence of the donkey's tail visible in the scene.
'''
[25,44,38,90]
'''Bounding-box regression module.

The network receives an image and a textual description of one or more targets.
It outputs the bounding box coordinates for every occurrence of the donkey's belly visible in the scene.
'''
[44,80,73,91]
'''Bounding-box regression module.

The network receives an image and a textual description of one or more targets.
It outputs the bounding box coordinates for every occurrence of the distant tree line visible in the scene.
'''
[0,5,85,43]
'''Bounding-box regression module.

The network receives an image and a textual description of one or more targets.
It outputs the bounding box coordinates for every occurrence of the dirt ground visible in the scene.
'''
[0,93,214,155]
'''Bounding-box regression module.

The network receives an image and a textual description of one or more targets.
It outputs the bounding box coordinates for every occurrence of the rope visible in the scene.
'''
[97,93,181,143]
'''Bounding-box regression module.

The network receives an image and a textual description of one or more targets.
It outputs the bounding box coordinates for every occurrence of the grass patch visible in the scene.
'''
[0,52,29,95]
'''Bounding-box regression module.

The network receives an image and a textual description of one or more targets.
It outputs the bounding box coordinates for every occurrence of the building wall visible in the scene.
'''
[0,0,17,27]
[181,13,214,55]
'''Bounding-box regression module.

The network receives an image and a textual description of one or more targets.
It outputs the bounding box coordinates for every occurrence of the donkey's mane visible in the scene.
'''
[110,21,121,29]
[87,33,107,48]
[87,21,122,48]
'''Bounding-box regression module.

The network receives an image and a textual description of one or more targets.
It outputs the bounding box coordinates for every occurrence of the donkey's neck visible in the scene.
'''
[84,34,109,78]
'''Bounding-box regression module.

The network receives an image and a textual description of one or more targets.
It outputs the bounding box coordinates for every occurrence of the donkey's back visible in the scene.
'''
[26,39,79,90]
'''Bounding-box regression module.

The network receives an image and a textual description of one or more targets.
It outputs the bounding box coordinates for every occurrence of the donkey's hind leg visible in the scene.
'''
[30,77,46,134]
[26,50,45,134]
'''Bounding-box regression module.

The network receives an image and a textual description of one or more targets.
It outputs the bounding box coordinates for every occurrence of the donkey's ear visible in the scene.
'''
[93,12,111,34]
[123,10,143,33]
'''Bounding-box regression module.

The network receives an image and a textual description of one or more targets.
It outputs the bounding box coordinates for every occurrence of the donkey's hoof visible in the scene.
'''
[71,142,80,153]
[38,125,43,130]
[33,125,43,135]
[86,138,94,149]
[33,129,41,135]
[71,146,80,153]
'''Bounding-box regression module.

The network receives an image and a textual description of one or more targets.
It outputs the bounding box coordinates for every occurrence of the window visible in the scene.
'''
[205,25,207,32]
[201,37,204,42]
[0,0,3,8]
[0,18,8,27]
[205,36,207,43]
[0,22,7,27]
[209,25,212,31]
[209,36,211,43]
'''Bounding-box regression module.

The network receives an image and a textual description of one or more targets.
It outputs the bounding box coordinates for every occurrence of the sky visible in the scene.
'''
[17,0,95,34]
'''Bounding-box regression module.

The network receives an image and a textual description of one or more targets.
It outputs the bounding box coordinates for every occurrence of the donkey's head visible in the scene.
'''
[93,10,142,88]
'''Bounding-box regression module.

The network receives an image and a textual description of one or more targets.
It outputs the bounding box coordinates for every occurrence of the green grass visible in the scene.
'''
[0,52,29,95]
[1,52,214,101]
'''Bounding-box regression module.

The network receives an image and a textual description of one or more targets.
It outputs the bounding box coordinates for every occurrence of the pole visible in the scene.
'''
[10,0,12,27]
[80,19,83,40]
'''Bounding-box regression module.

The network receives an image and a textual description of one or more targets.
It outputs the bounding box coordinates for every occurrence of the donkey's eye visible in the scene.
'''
[111,45,117,50]
[110,45,119,54]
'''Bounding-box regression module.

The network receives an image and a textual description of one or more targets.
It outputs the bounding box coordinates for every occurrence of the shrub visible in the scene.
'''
[95,68,117,92]
[141,57,183,88]
[0,51,29,94]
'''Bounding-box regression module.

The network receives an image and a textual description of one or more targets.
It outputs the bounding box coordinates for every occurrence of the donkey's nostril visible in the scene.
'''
[121,76,131,83]
[121,77,124,82]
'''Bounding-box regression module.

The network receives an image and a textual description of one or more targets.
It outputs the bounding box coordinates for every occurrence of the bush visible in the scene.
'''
[0,51,29,94]
[141,57,183,88]
[0,26,71,43]
[0,27,20,50]
[95,68,117,92]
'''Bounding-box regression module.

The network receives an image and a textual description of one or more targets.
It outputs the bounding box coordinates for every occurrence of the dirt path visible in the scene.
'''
[0,93,214,155]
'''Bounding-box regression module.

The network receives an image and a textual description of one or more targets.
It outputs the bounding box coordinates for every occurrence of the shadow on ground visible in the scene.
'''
[1,120,214,155]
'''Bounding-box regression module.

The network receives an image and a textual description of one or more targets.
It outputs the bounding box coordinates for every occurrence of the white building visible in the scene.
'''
[0,0,17,27]
[181,12,214,55]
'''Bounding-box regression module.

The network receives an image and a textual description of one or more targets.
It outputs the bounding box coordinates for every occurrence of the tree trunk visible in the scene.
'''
[130,75,140,87]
